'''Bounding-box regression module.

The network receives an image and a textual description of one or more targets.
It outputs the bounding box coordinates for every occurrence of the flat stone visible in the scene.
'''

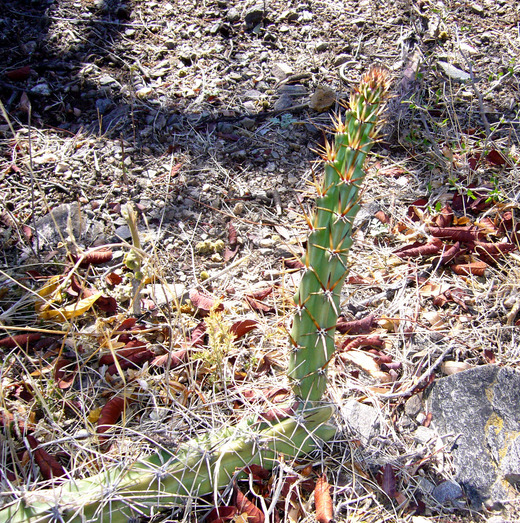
[34,203,104,248]
[437,61,471,82]
[144,283,187,306]
[425,365,520,509]
[342,399,380,445]
[272,62,294,82]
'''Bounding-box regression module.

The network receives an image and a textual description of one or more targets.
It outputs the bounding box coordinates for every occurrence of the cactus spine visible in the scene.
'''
[289,67,390,401]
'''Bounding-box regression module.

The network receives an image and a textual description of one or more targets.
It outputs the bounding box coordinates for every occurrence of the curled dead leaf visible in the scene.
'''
[234,486,264,523]
[427,225,483,242]
[336,314,375,334]
[394,238,443,258]
[97,396,127,439]
[451,261,488,276]
[0,333,42,349]
[315,473,333,523]
[27,434,66,481]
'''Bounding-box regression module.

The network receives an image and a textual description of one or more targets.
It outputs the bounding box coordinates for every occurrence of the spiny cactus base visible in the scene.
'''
[289,67,391,401]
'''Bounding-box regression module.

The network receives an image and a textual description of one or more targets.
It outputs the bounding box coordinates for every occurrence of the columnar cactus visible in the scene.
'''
[0,68,390,522]
[289,67,390,401]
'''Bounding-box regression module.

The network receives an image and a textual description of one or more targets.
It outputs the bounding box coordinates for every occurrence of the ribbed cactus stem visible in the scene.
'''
[289,67,390,401]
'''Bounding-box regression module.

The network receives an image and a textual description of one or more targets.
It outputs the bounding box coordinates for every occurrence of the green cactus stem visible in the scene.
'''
[289,67,391,401]
[1,406,335,522]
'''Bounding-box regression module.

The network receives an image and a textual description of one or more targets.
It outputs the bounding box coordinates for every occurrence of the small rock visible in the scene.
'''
[273,94,293,111]
[240,117,256,130]
[244,4,265,27]
[95,98,113,114]
[272,62,294,82]
[243,89,263,100]
[299,10,313,22]
[334,53,352,67]
[405,394,423,417]
[164,39,176,50]
[431,480,464,504]
[413,425,435,444]
[279,10,298,22]
[425,366,520,508]
[342,399,380,445]
[314,41,329,52]
[98,73,120,87]
[30,83,51,96]
[309,85,336,112]
[470,3,484,14]
[226,7,240,22]
[437,61,471,82]
[145,283,187,307]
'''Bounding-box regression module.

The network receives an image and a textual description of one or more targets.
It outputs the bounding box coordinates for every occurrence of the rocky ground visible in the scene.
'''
[1,0,520,522]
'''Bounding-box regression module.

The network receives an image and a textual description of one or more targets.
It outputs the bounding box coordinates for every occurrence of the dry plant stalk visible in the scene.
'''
[1,68,390,522]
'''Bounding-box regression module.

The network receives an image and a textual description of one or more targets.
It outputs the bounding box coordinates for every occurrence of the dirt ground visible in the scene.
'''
[1,0,520,522]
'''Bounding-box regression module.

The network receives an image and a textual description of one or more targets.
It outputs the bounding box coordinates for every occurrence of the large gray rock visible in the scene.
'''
[424,365,520,509]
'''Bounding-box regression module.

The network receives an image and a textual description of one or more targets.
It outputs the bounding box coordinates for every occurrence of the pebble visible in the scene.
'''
[431,480,464,504]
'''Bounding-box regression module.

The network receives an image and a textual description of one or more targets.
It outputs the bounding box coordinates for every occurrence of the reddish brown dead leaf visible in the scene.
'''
[73,249,113,267]
[435,241,462,265]
[27,434,66,480]
[235,487,264,523]
[394,238,443,258]
[244,464,271,482]
[189,289,223,316]
[223,246,239,262]
[382,464,397,498]
[6,66,32,81]
[0,333,42,349]
[486,149,507,166]
[206,506,237,523]
[228,221,238,248]
[315,473,333,523]
[245,296,273,313]
[434,205,454,227]
[248,287,273,300]
[283,256,305,269]
[407,197,428,222]
[99,339,148,365]
[345,274,370,284]
[336,314,375,335]
[427,225,483,243]
[190,321,207,347]
[341,335,383,351]
[375,210,390,224]
[105,272,123,286]
[483,349,496,364]
[54,358,77,390]
[230,319,258,339]
[260,402,298,423]
[378,166,406,178]
[95,295,118,313]
[97,396,127,438]
[151,348,188,368]
[106,349,154,374]
[116,317,138,331]
[451,262,488,276]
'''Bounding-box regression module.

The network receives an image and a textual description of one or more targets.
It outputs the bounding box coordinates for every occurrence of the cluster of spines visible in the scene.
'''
[289,67,390,401]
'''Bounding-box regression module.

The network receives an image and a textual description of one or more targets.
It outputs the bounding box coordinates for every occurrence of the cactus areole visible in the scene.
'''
[289,67,390,401]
